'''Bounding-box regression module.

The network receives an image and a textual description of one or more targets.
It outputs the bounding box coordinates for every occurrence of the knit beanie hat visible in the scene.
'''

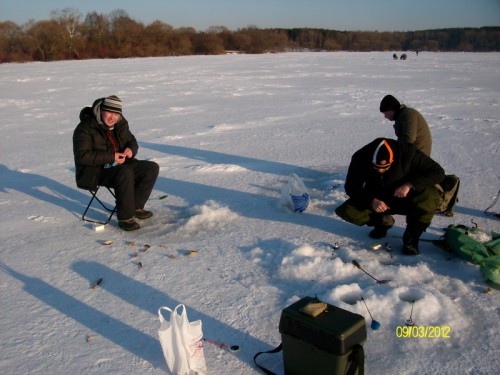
[101,95,122,114]
[372,140,394,168]
[379,95,400,112]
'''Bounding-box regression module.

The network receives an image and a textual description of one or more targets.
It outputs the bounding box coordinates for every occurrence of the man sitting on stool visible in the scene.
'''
[73,95,159,231]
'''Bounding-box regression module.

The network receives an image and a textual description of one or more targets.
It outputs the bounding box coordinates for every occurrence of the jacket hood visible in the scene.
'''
[79,106,94,122]
[79,98,125,126]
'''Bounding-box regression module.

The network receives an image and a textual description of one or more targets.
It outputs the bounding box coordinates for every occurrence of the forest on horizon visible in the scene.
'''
[1,8,499,62]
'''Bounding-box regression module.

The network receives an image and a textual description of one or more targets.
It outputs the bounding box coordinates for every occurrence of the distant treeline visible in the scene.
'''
[1,8,499,62]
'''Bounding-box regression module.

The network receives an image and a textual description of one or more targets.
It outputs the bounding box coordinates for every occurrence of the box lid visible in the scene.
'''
[279,296,367,355]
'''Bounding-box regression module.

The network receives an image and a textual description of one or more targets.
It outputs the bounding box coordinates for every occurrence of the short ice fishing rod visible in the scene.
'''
[361,297,381,330]
[352,260,391,284]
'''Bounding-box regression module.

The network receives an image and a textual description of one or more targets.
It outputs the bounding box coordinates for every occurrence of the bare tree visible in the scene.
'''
[144,21,175,56]
[0,21,32,61]
[173,27,196,55]
[51,8,82,59]
[26,20,63,61]
[193,32,225,54]
[231,31,252,52]
[82,12,111,57]
[108,10,145,57]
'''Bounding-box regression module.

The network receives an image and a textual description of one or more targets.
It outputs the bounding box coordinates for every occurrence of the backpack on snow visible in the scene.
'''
[435,174,460,216]
[433,224,500,286]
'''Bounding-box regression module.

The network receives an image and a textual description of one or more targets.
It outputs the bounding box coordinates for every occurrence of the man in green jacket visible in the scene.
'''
[379,95,432,156]
[335,138,444,255]
[73,95,159,231]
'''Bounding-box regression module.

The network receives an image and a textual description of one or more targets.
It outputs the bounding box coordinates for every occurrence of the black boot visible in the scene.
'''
[135,209,153,220]
[402,223,428,256]
[368,215,395,239]
[118,217,140,231]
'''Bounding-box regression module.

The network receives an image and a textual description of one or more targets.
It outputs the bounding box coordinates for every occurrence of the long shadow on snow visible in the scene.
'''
[72,261,270,369]
[0,164,94,219]
[155,174,340,234]
[141,142,380,236]
[0,262,165,370]
[141,142,332,183]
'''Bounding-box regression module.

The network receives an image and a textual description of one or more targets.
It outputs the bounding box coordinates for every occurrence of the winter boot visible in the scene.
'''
[119,217,140,231]
[402,222,427,256]
[369,215,395,239]
[135,209,153,220]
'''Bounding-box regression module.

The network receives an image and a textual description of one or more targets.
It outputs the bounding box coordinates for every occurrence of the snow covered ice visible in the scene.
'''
[1,52,499,374]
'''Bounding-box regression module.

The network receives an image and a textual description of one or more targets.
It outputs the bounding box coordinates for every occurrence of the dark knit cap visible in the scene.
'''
[372,140,394,168]
[379,95,400,112]
[101,95,122,114]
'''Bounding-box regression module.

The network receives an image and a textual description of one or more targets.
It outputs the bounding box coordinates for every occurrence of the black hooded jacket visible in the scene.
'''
[73,98,139,190]
[344,138,444,209]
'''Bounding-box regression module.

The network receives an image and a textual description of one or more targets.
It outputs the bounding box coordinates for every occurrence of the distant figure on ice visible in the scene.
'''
[73,95,159,231]
[400,53,407,60]
[393,53,398,60]
[379,94,432,156]
[335,138,445,255]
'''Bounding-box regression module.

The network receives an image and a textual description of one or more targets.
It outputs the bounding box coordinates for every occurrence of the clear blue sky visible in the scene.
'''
[1,0,499,31]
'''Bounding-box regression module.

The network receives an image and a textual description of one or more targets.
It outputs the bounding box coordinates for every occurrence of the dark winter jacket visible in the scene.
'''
[73,99,139,190]
[344,138,444,209]
[393,105,432,156]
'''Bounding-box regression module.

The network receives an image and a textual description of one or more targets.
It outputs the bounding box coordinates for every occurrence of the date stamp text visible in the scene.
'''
[395,325,451,338]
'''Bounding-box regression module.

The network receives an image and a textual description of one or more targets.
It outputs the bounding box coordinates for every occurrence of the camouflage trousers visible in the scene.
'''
[335,185,442,227]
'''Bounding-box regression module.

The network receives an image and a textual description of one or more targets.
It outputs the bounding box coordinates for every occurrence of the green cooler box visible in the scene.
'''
[279,296,367,375]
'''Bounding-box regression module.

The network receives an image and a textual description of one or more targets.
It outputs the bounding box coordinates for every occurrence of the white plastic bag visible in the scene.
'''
[158,305,207,375]
[280,173,310,212]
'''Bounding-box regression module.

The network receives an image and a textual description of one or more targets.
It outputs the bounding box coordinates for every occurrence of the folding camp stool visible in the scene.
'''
[82,186,117,225]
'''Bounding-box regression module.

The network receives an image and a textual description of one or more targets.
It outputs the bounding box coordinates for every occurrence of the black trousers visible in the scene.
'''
[99,159,159,221]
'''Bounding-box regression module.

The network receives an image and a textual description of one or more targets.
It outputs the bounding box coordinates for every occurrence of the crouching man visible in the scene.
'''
[335,138,445,255]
